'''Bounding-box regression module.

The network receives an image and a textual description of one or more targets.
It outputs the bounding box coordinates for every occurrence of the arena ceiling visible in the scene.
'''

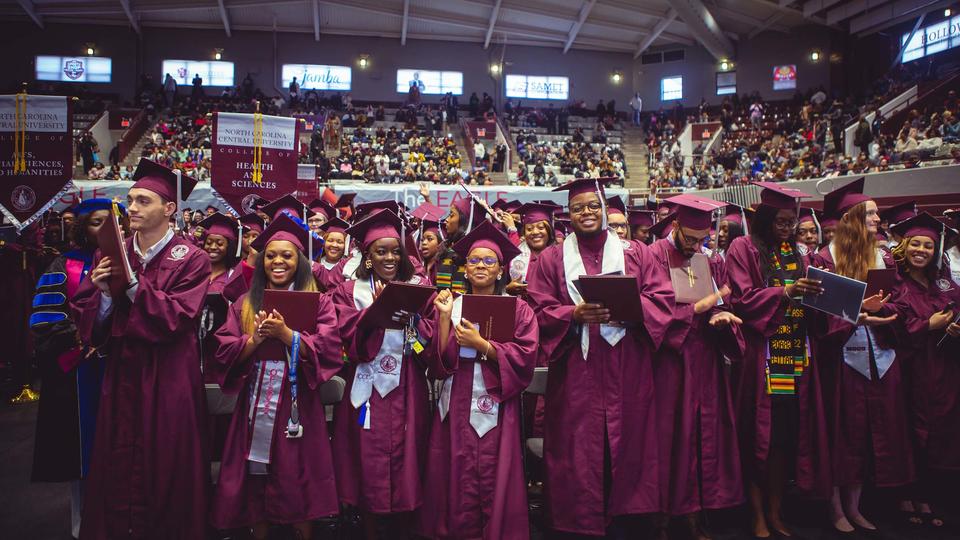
[3,0,951,59]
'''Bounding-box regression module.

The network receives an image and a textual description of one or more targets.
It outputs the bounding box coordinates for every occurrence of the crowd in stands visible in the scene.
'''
[645,63,960,191]
[75,64,959,188]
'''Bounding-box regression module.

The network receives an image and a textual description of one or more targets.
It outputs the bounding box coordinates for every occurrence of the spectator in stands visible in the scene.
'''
[288,76,300,107]
[78,132,97,174]
[88,162,107,180]
[191,74,203,100]
[854,114,873,157]
[163,73,177,108]
[473,140,486,169]
[749,99,764,129]
[894,128,918,154]
[596,99,606,118]
[630,92,643,127]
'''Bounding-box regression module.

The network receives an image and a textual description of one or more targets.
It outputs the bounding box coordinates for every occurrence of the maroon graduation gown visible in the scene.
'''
[210,293,342,527]
[724,236,831,498]
[71,235,211,540]
[649,238,745,515]
[328,279,437,514]
[415,299,538,540]
[525,234,674,536]
[887,276,960,471]
[810,248,914,487]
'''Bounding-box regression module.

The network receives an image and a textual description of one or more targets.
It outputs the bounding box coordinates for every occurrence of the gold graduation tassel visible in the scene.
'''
[251,101,264,185]
[13,85,28,174]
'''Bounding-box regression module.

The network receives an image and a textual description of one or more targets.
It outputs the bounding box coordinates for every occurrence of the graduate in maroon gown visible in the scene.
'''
[525,178,674,536]
[72,159,210,540]
[419,219,444,286]
[327,209,436,538]
[506,202,558,298]
[628,207,656,245]
[417,221,537,540]
[886,213,960,530]
[222,212,265,303]
[316,217,350,270]
[210,213,341,539]
[724,182,831,539]
[648,195,745,540]
[809,179,911,535]
[715,203,748,261]
[198,212,243,294]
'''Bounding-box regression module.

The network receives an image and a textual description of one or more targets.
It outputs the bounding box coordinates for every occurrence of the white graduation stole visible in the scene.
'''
[319,258,338,270]
[247,359,286,466]
[830,243,896,380]
[350,277,404,412]
[437,295,499,438]
[562,231,626,359]
[343,254,362,280]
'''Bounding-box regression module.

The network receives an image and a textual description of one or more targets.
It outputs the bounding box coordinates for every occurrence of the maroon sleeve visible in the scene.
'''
[725,236,787,338]
[630,242,676,350]
[525,245,577,362]
[123,249,211,343]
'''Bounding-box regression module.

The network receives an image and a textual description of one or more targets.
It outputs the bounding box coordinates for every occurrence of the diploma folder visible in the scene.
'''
[864,268,897,298]
[801,267,866,324]
[261,289,321,358]
[365,282,436,329]
[96,207,134,299]
[669,252,714,304]
[462,295,516,343]
[573,275,644,322]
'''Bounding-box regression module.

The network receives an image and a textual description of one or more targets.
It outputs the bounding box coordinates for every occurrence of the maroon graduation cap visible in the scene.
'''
[822,177,869,219]
[345,209,404,251]
[261,194,315,222]
[452,220,522,267]
[251,213,311,252]
[131,158,197,206]
[753,181,811,210]
[879,201,917,226]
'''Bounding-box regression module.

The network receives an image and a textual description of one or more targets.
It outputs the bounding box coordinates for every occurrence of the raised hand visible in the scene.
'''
[861,291,890,314]
[433,289,453,317]
[90,257,113,295]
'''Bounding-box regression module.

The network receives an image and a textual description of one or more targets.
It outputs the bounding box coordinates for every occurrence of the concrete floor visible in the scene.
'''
[2,382,957,540]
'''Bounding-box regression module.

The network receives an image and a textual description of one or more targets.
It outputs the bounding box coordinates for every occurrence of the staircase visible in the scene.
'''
[621,125,649,192]
[119,120,157,168]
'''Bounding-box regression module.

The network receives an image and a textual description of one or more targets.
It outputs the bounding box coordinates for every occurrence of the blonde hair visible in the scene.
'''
[834,202,874,281]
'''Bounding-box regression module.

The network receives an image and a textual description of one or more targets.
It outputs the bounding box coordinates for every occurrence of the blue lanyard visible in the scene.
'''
[289,331,301,404]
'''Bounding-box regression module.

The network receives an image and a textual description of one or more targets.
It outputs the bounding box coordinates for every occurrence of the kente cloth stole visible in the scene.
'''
[765,242,808,396]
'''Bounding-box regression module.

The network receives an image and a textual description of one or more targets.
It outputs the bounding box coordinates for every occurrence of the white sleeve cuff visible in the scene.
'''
[97,294,114,322]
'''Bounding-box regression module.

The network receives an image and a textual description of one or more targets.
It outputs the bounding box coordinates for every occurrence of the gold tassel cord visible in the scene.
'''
[252,110,264,185]
[13,91,28,174]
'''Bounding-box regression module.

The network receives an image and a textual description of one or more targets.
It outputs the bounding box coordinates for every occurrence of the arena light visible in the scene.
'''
[490,63,502,75]
[810,50,821,62]
[214,48,223,61]
[358,54,370,69]
[85,43,95,56]
[611,70,623,84]
[945,8,952,16]
[720,60,729,71]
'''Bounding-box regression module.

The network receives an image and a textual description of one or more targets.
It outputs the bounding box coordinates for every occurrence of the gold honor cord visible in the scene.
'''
[13,91,28,174]
[251,109,264,185]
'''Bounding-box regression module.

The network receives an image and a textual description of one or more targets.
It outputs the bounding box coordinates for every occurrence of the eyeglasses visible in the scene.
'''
[609,223,628,230]
[466,256,499,267]
[677,228,709,246]
[774,219,798,229]
[570,201,603,215]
